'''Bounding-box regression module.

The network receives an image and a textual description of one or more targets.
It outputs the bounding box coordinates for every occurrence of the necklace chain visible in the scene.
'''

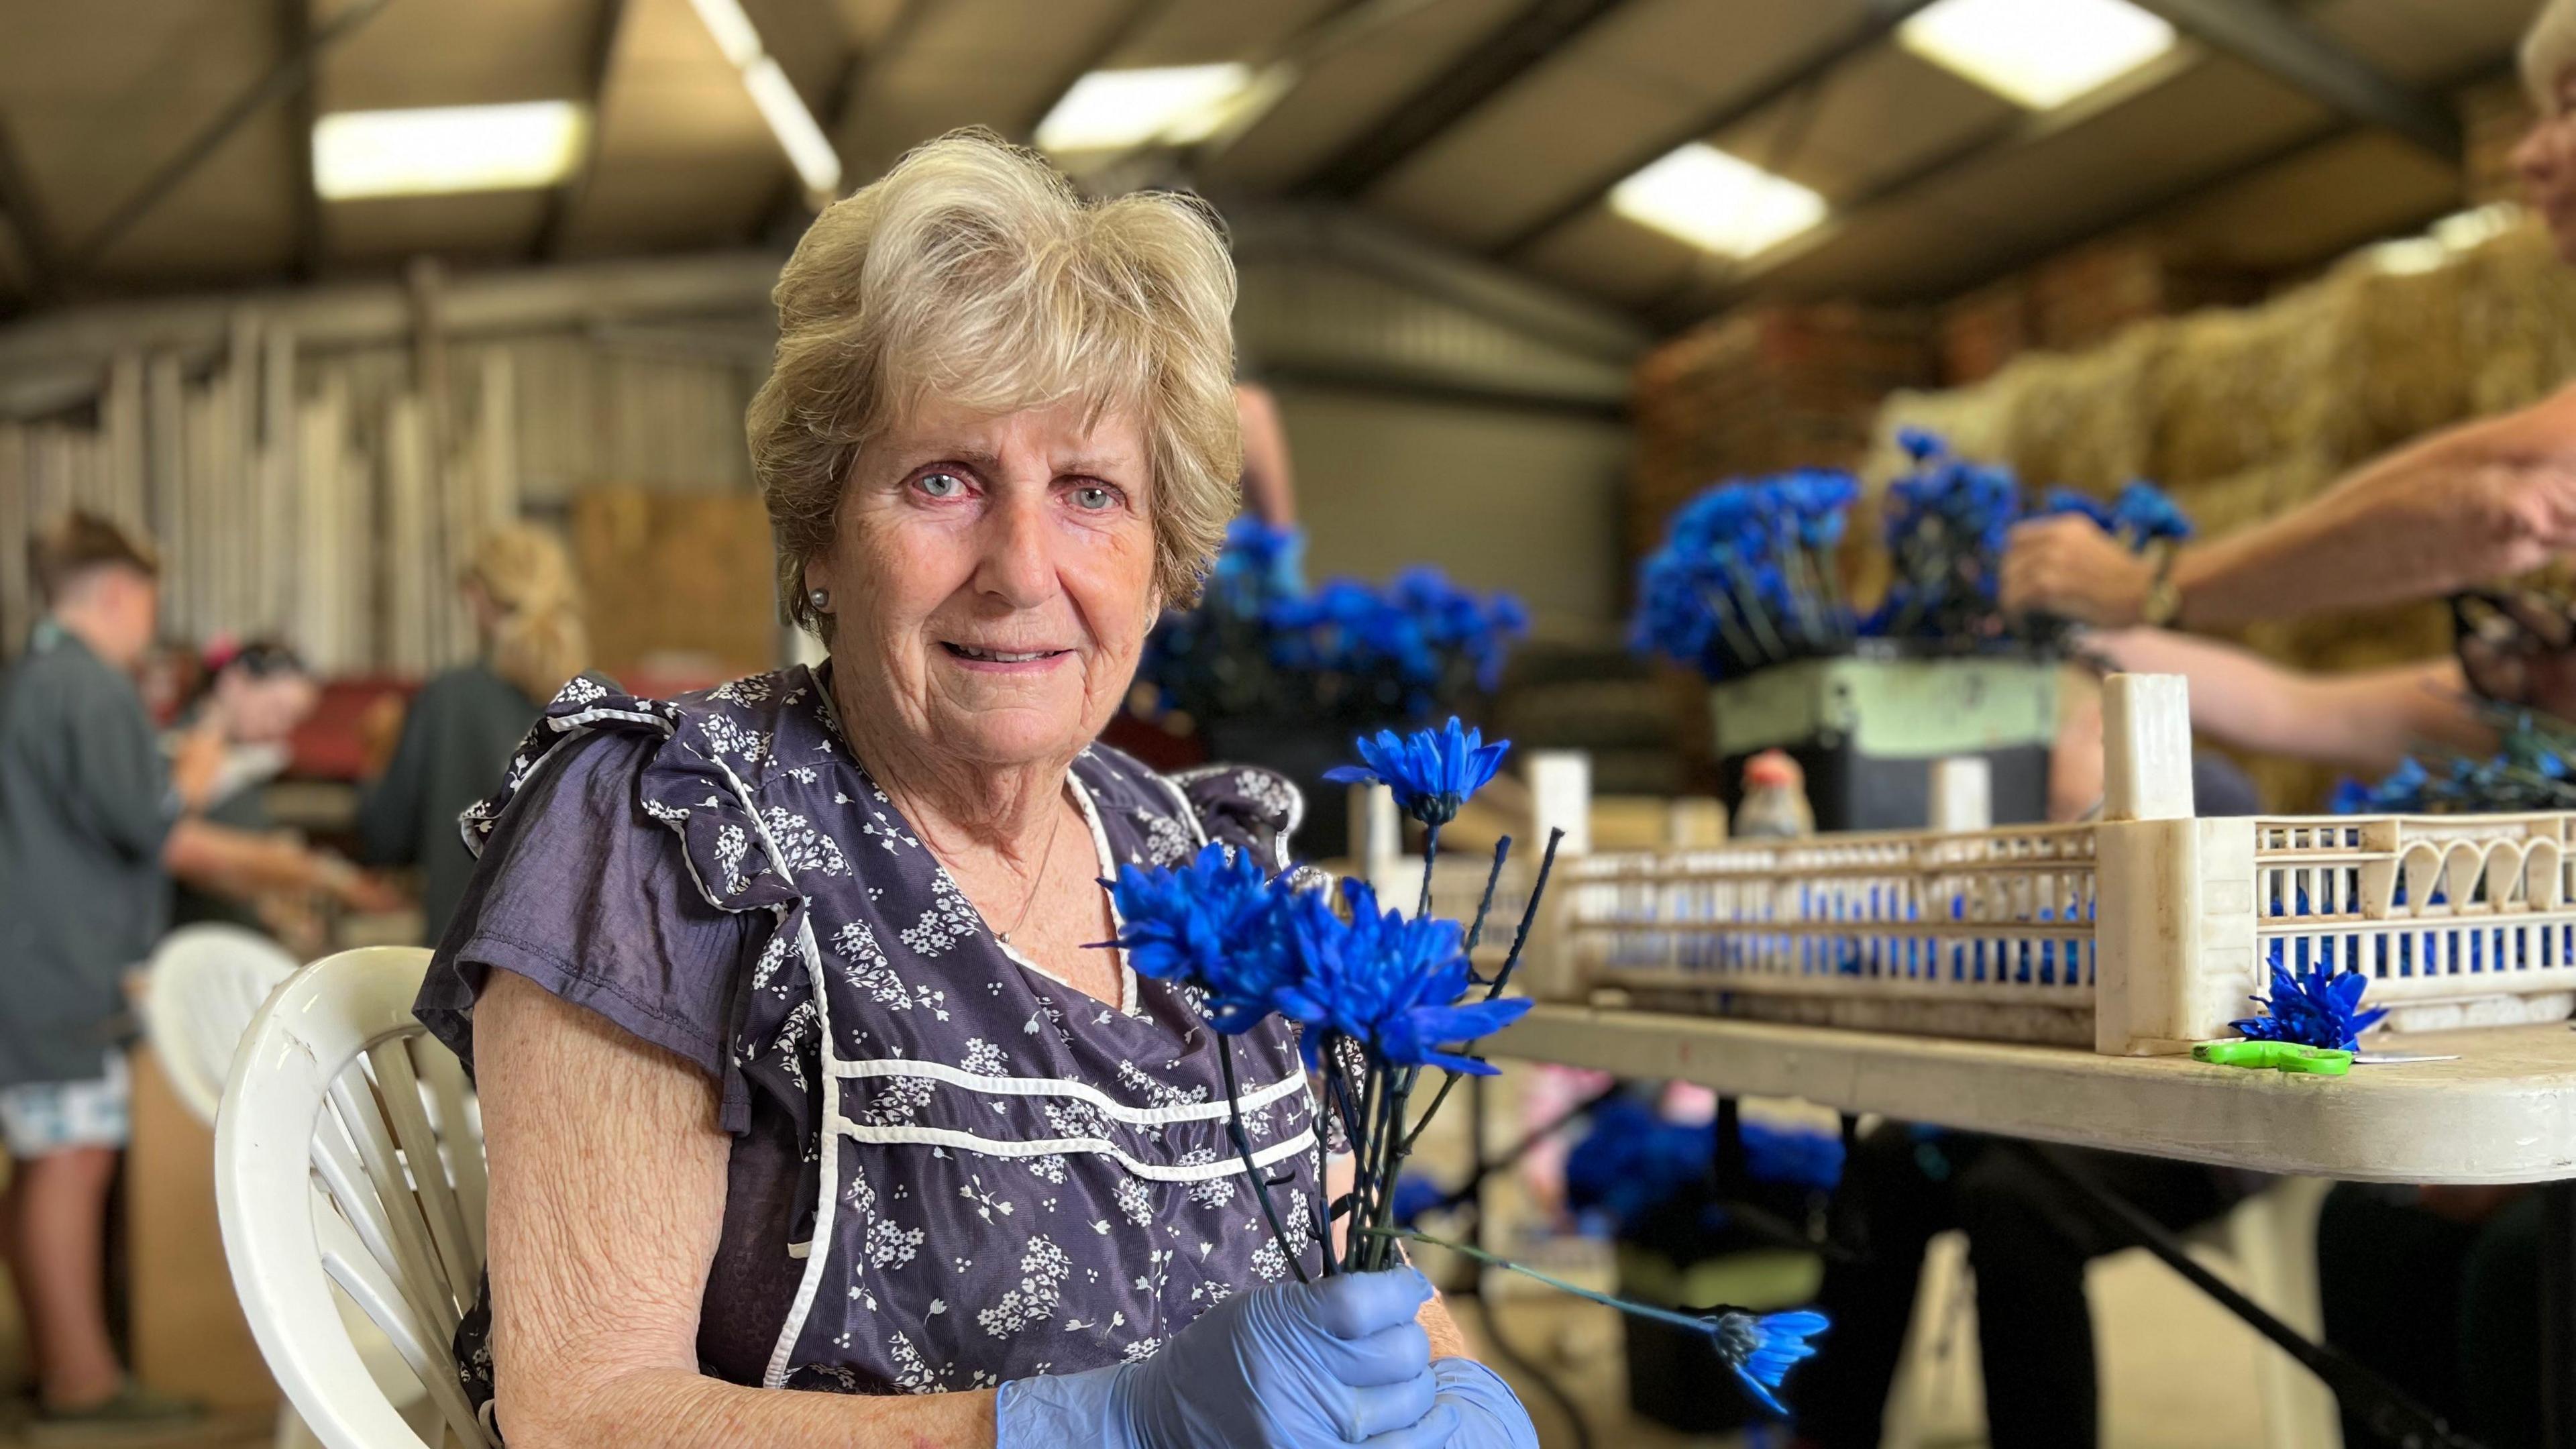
[989,797,1065,947]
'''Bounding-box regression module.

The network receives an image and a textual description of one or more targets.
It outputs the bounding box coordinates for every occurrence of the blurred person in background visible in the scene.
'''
[2000,0,2576,636]
[358,524,588,946]
[168,637,388,943]
[0,514,378,1434]
[1236,374,1296,528]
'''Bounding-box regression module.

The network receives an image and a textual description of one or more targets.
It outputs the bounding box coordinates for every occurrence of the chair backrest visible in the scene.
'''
[216,947,494,1449]
[144,924,301,1125]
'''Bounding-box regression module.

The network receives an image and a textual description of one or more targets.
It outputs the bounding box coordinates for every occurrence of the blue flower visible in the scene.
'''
[1324,716,1510,827]
[1104,843,1295,1033]
[1565,1098,1713,1236]
[2110,480,2194,547]
[1741,1119,1844,1193]
[2230,947,2387,1052]
[1706,1308,1829,1415]
[1390,1173,1448,1228]
[1267,881,1532,1075]
[2040,487,2116,531]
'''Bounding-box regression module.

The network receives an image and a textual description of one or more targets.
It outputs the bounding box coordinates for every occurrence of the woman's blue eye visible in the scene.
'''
[1073,484,1116,511]
[917,472,965,499]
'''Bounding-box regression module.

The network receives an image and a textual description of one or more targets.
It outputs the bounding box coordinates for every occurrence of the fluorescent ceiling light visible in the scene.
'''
[1899,0,2176,110]
[685,0,842,204]
[1609,144,1828,259]
[314,103,587,199]
[1036,64,1252,153]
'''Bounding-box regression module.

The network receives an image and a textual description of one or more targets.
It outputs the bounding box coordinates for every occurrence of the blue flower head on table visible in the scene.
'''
[1706,1309,1829,1417]
[1325,716,1510,828]
[1629,472,1860,679]
[1104,843,1297,1034]
[2231,948,2388,1053]
[1267,880,1532,1075]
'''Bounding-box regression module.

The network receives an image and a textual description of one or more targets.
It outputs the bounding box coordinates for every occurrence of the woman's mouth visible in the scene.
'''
[941,641,1071,669]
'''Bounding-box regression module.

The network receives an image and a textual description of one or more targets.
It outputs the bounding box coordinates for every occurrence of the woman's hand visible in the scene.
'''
[998,1268,1456,1449]
[1999,516,2156,627]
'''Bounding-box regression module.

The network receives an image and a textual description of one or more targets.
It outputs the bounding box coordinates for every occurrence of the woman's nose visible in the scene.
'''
[973,490,1058,608]
[2516,118,2558,189]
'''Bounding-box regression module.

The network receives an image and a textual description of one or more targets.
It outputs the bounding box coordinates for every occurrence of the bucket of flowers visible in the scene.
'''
[1136,519,1527,855]
[1104,718,1829,1424]
[1629,429,2193,829]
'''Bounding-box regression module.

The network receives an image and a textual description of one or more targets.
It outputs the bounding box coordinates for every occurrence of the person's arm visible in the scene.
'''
[1236,383,1297,528]
[474,969,999,1448]
[162,819,398,910]
[2086,629,2491,773]
[2002,383,2576,628]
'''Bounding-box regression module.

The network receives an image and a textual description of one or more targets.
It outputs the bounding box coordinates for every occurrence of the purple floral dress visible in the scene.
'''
[415,665,1328,1420]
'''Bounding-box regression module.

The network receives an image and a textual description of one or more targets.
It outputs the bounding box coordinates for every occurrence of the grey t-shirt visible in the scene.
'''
[357,663,541,945]
[0,621,175,1085]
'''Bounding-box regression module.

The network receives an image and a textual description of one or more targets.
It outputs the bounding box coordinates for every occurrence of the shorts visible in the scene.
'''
[0,1053,131,1157]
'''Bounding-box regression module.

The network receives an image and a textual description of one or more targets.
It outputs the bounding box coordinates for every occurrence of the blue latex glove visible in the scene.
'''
[1430,1358,1538,1449]
[996,1267,1455,1449]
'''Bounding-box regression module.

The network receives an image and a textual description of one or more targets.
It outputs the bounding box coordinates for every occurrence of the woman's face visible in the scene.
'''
[2516,69,2576,263]
[810,395,1159,773]
[217,670,319,746]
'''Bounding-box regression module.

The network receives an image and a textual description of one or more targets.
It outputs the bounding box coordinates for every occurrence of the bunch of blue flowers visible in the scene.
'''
[1139,523,1527,726]
[1106,717,1829,1417]
[2330,707,2576,815]
[1631,471,1861,680]
[1867,429,2192,654]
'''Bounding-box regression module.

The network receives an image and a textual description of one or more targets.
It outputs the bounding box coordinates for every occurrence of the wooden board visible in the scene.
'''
[570,488,778,686]
[1492,1004,2576,1185]
[127,1048,279,1413]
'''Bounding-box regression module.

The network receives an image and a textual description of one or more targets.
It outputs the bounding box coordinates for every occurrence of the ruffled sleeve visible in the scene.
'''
[1172,763,1307,872]
[415,675,826,1141]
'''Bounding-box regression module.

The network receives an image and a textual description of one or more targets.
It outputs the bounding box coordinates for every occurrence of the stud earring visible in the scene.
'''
[807,588,830,612]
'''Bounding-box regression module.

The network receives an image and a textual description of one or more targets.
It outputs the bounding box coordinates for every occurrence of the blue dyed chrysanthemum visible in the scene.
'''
[1706,1308,1829,1415]
[2109,480,2194,547]
[1269,881,1532,1074]
[1104,843,1295,1033]
[1390,1173,1448,1228]
[2230,949,2387,1053]
[1565,1098,1713,1236]
[1324,716,1510,827]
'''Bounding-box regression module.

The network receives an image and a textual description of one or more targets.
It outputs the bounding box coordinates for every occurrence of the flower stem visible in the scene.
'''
[1362,1226,1722,1336]
[1418,822,1442,922]
[1218,1032,1307,1285]
[1465,836,1511,957]
[1396,826,1563,1155]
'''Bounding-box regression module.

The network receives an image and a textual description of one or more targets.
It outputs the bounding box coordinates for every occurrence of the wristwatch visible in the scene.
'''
[2139,543,2182,628]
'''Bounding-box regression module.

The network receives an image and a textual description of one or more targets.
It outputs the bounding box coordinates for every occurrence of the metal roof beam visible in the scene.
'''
[1486,0,1940,258]
[282,0,322,281]
[1295,0,1634,199]
[537,0,629,260]
[76,0,394,276]
[2135,0,2460,161]
[0,111,65,308]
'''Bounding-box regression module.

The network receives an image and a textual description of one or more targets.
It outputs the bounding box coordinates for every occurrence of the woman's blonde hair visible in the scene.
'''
[747,128,1242,637]
[464,525,589,702]
[2530,0,2576,107]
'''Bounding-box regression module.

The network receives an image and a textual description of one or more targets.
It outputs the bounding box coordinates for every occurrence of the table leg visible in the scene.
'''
[2543,1179,2576,1449]
[2012,1144,2487,1449]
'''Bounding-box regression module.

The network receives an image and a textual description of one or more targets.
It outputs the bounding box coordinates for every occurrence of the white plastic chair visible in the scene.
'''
[144,926,437,1448]
[216,947,494,1449]
[145,924,302,1124]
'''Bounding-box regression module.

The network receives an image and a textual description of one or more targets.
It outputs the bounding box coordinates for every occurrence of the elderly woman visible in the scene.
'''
[413,132,1536,1449]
